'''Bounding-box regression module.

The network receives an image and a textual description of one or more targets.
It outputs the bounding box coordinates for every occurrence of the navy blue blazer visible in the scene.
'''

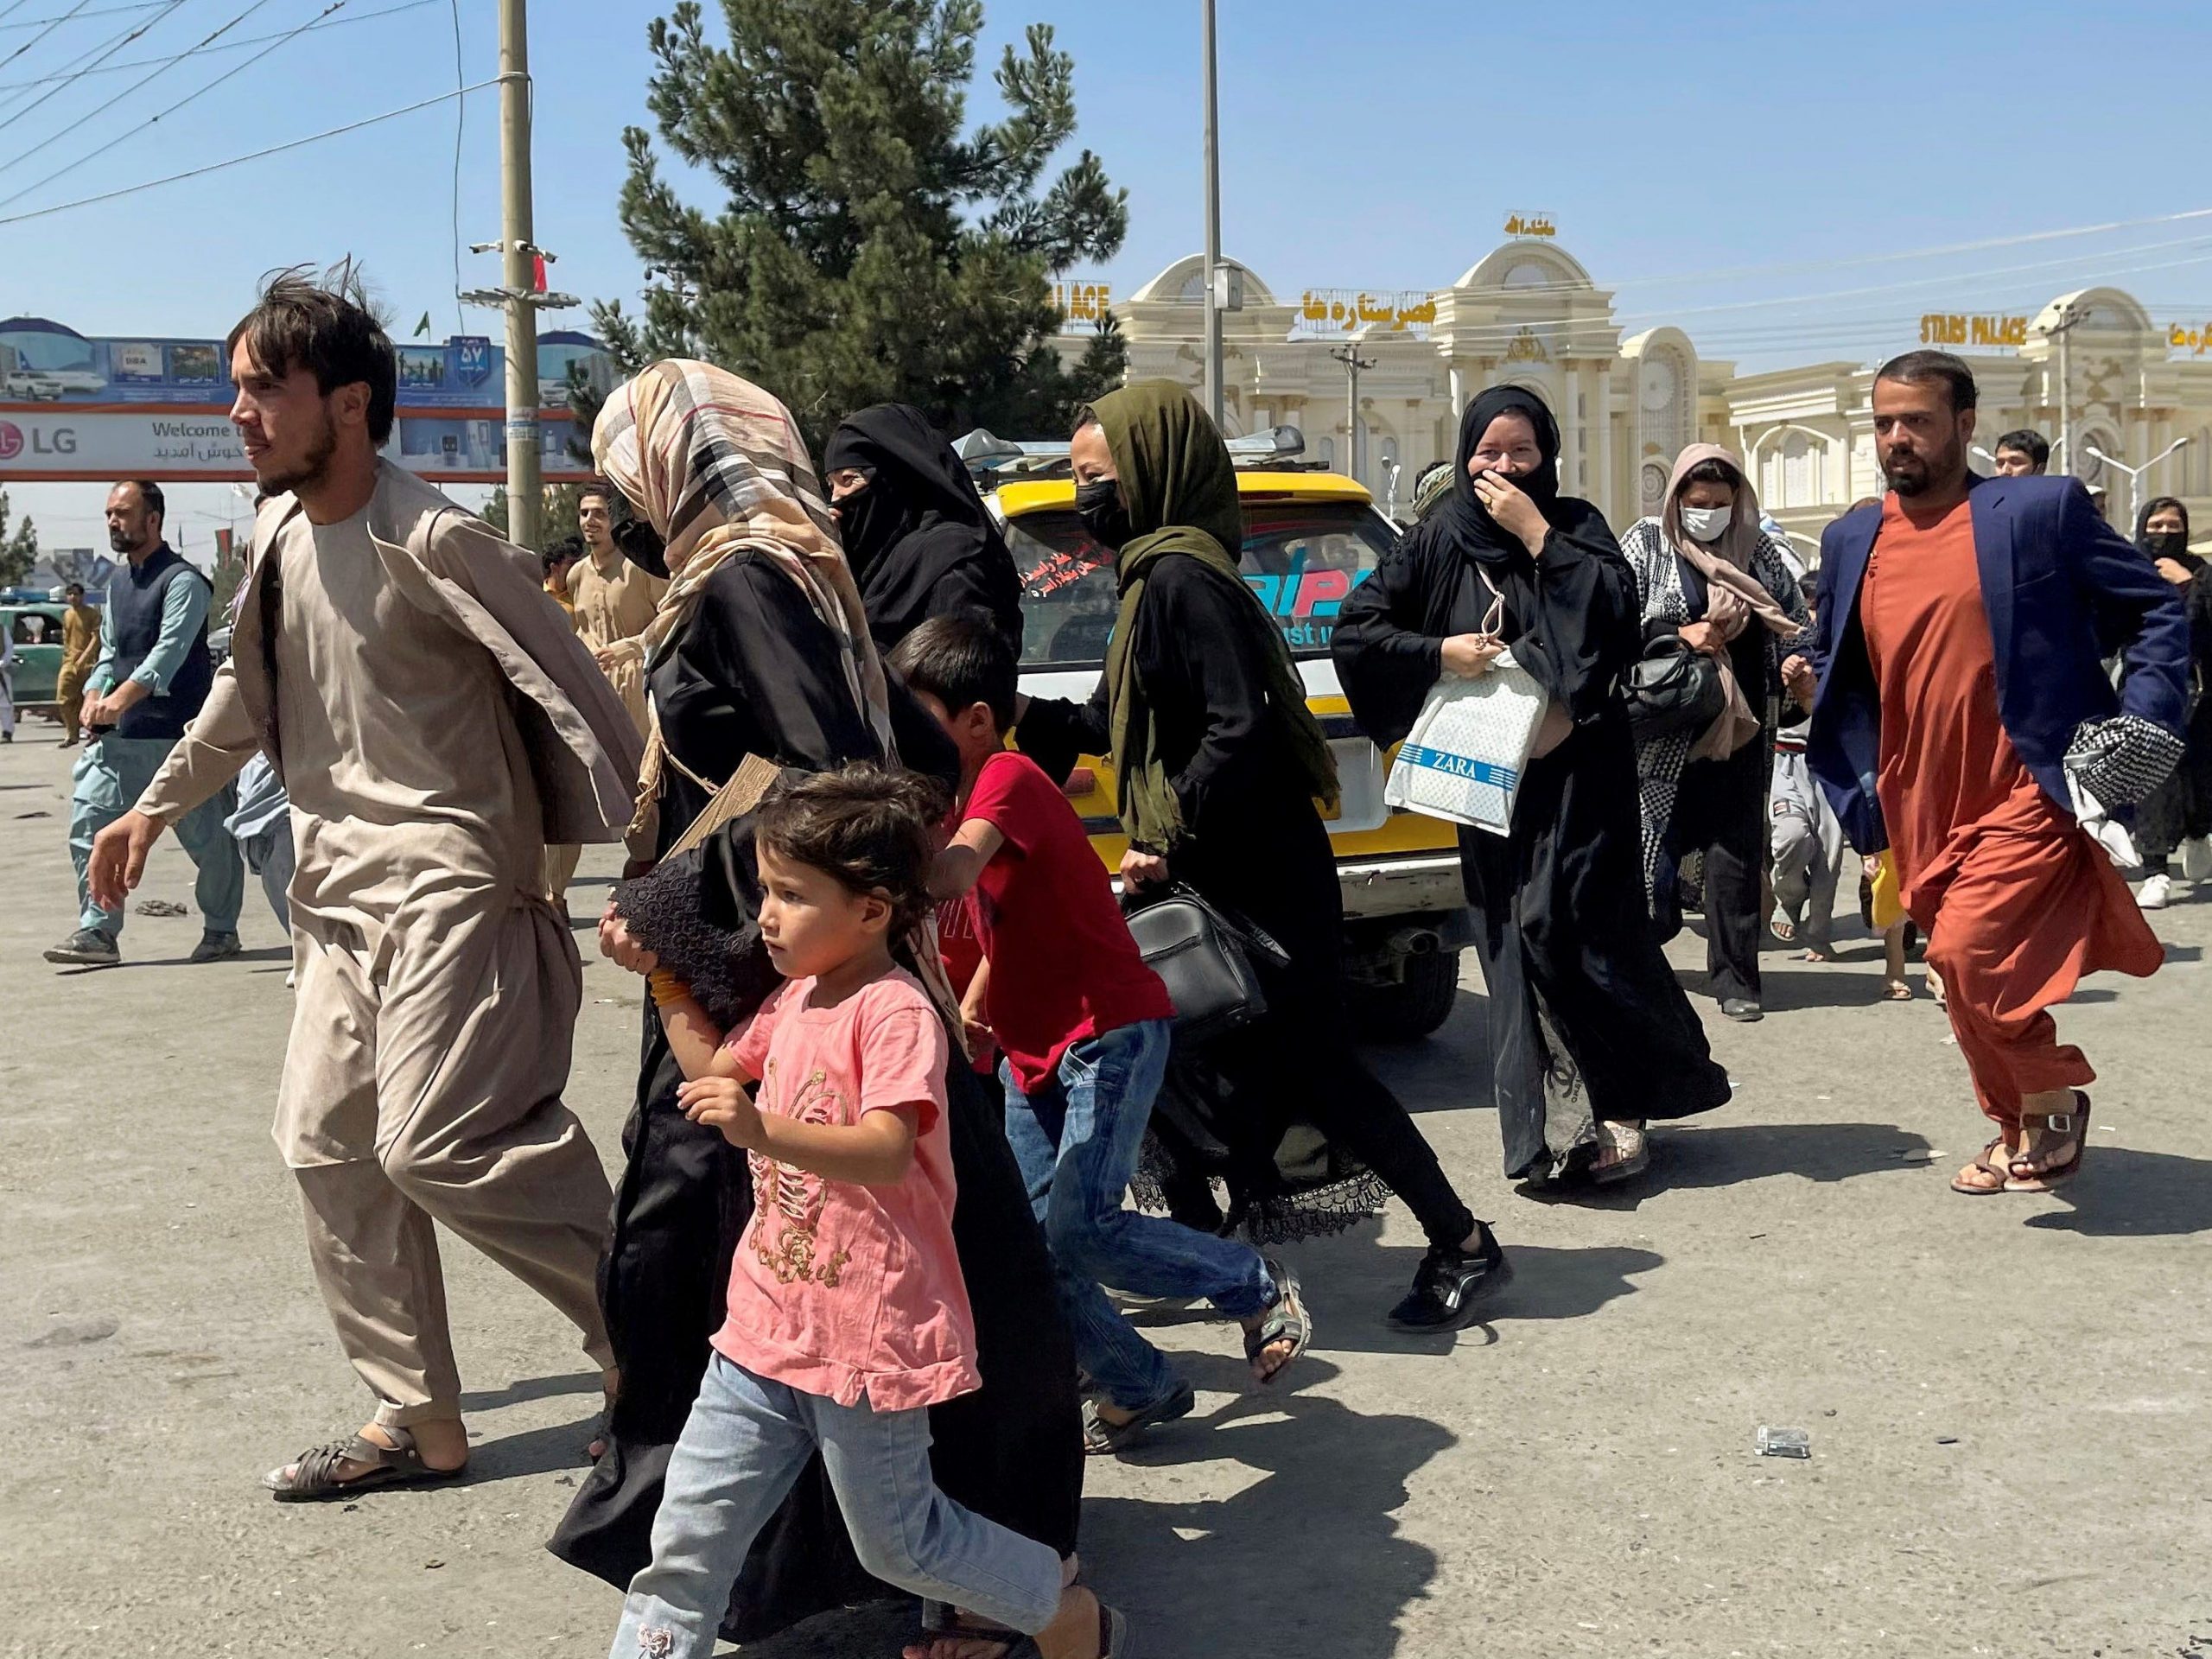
[1806,474,2189,854]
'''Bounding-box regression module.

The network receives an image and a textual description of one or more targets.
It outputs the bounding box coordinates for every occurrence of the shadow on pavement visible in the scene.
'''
[461,1369,602,1413]
[1516,1121,1936,1211]
[2024,1147,2212,1236]
[461,1413,599,1484]
[1078,1371,1452,1658]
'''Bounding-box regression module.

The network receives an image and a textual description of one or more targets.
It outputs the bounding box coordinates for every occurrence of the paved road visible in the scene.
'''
[4,716,2208,1659]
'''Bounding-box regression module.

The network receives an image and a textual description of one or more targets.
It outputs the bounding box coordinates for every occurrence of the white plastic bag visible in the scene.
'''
[1383,649,1551,836]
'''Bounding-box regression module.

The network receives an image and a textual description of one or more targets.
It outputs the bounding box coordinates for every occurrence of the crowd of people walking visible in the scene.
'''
[33,261,2193,1659]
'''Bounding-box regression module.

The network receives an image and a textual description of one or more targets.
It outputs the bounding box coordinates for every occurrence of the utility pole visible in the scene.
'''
[2040,299,2086,478]
[1330,342,1376,485]
[462,0,578,551]
[1200,0,1224,427]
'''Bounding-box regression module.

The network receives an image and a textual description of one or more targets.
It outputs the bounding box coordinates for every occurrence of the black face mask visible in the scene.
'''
[2145,529,2190,561]
[1075,477,1134,551]
[834,479,901,575]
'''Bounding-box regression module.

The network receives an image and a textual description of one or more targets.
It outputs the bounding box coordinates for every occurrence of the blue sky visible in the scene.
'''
[3,0,2207,549]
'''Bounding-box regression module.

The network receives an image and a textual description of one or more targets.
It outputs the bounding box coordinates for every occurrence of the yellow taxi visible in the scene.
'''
[960,429,1469,1039]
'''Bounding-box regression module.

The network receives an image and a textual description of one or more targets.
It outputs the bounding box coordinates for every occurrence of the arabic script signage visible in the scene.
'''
[1919,313,2029,349]
[1503,212,1557,238]
[2169,324,2212,357]
[1291,289,1436,342]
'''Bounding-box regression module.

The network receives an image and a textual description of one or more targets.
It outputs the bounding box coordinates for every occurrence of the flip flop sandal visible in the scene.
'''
[2006,1094,2089,1192]
[1949,1137,2013,1196]
[1081,1378,1195,1456]
[1243,1257,1311,1386]
[997,1598,1128,1659]
[924,1568,1085,1646]
[1882,980,1915,1001]
[1590,1122,1649,1186]
[262,1425,467,1502]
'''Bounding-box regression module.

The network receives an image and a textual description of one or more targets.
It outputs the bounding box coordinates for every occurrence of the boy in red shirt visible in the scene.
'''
[891,613,1312,1455]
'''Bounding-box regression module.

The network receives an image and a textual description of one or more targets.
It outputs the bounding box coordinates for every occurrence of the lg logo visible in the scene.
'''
[0,422,74,457]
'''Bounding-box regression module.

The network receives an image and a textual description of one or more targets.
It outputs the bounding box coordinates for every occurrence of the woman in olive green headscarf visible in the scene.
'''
[1018,381,1510,1339]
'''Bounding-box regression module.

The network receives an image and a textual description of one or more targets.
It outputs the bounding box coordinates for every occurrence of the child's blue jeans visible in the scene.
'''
[608,1354,1061,1658]
[1001,1016,1277,1411]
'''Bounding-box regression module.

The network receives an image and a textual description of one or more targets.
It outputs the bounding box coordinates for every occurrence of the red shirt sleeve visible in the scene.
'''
[962,751,1051,861]
[856,985,950,1133]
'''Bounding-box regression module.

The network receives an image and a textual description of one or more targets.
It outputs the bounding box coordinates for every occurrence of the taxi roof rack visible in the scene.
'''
[956,423,1308,481]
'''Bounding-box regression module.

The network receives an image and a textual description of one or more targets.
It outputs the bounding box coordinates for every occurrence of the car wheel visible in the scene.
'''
[1349,947,1463,1042]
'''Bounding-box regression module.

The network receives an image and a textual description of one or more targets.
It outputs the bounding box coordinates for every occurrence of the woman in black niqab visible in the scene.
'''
[823,403,1025,656]
[1333,387,1731,1185]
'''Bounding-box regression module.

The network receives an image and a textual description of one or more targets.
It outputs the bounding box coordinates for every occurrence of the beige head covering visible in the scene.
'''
[593,360,895,831]
[1661,442,1796,642]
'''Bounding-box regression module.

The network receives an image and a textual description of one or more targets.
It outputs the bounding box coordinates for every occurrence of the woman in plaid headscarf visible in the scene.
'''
[553,363,1084,1645]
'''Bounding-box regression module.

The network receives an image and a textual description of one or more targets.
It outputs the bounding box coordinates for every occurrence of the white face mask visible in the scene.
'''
[1680,504,1732,543]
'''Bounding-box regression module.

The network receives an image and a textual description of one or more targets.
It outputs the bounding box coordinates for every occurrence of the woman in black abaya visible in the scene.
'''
[823,402,1025,657]
[1333,387,1731,1185]
[547,362,1081,1647]
[1017,379,1509,1336]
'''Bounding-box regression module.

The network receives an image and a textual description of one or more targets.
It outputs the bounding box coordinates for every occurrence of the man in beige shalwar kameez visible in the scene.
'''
[91,269,644,1498]
[543,483,664,906]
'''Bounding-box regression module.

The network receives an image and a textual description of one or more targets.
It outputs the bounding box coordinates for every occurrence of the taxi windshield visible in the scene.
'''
[1006,498,1397,669]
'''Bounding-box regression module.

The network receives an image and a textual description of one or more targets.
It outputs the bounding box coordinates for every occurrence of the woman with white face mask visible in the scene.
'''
[1619,447,1810,1021]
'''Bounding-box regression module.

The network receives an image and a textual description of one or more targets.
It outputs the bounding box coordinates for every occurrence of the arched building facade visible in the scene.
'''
[1068,242,2212,557]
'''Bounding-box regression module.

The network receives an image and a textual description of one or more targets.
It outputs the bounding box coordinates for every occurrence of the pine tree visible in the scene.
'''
[592,1,1128,450]
[0,489,38,589]
[482,483,584,550]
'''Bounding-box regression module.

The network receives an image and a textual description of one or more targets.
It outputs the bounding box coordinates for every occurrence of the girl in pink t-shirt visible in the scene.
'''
[613,765,1122,1659]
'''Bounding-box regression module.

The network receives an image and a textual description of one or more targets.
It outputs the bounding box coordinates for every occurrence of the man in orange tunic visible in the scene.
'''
[1803,350,2189,1195]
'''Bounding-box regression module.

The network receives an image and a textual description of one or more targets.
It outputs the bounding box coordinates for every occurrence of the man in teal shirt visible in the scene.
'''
[45,480,243,968]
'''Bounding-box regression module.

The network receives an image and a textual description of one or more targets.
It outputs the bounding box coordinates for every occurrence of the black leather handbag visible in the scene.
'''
[1122,884,1290,1045]
[1624,635,1726,739]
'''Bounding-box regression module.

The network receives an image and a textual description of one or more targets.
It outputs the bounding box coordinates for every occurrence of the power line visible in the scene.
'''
[0,0,432,92]
[0,1,163,26]
[0,76,500,226]
[0,0,302,194]
[0,0,94,70]
[447,0,462,336]
[0,0,187,130]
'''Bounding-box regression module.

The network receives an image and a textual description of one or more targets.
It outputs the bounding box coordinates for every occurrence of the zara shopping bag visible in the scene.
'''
[1383,647,1561,836]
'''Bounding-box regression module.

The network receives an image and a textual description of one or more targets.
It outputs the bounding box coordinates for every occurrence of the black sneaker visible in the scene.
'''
[189,931,243,963]
[1719,997,1764,1023]
[45,927,120,967]
[1386,1225,1514,1332]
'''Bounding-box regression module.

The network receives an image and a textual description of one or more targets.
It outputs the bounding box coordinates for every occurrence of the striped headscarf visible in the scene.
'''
[593,362,895,831]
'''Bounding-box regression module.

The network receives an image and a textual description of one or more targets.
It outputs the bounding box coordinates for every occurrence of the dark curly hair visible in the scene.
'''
[754,763,949,939]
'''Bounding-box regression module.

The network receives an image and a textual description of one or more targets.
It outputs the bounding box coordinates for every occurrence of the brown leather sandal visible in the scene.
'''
[2005,1094,2089,1192]
[262,1425,467,1502]
[1949,1137,2012,1195]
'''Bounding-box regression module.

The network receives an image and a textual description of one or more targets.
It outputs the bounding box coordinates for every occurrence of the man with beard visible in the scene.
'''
[87,264,643,1497]
[568,479,664,734]
[44,480,244,968]
[1805,350,2187,1198]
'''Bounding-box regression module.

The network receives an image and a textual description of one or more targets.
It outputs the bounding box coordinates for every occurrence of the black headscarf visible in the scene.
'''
[823,404,1023,655]
[2136,495,2200,573]
[1333,385,1637,741]
[1434,386,1567,568]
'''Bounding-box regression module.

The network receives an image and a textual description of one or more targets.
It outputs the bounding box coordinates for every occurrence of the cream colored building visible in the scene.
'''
[1062,239,2212,558]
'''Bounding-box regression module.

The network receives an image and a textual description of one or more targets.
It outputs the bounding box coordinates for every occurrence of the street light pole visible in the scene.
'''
[497,0,541,551]
[1329,342,1376,485]
[2040,299,2085,477]
[1200,0,1224,428]
[2084,436,2192,527]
